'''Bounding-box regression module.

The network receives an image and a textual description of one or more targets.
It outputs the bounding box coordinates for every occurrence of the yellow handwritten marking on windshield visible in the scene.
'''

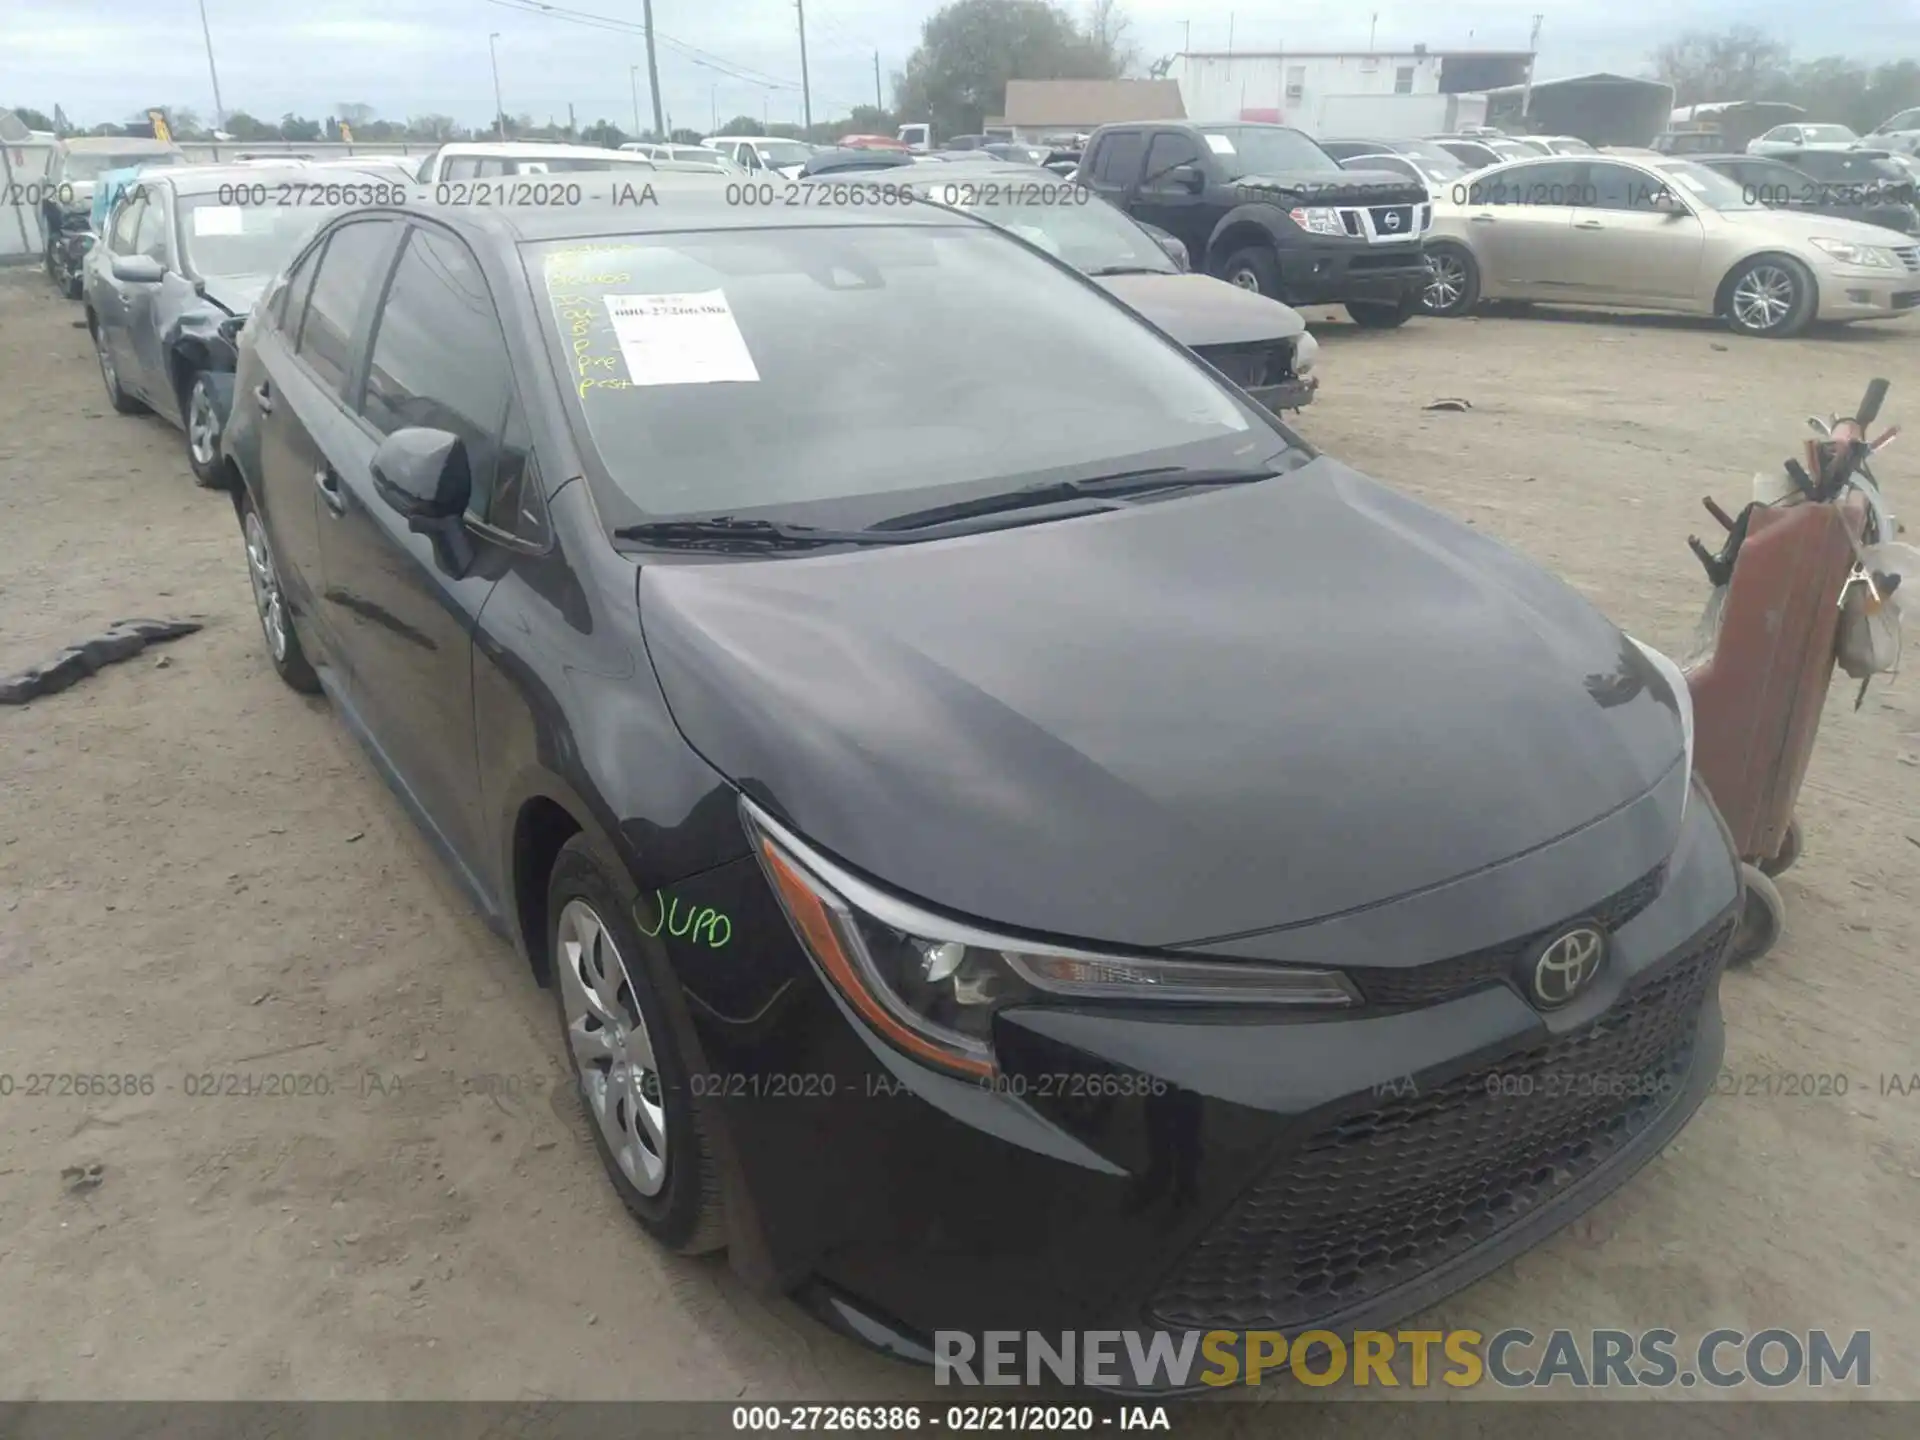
[547,288,636,397]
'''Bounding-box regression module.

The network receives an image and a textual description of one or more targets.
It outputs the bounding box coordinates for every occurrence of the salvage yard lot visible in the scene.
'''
[2,261,1919,1417]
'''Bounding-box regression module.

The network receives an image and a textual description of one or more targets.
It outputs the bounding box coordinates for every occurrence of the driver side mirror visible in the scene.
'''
[111,254,165,284]
[1651,189,1687,218]
[1167,163,1205,193]
[371,427,474,574]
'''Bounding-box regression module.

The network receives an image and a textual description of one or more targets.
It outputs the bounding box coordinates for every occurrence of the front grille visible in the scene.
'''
[1893,245,1920,273]
[1198,341,1292,389]
[1348,862,1666,1009]
[1148,914,1732,1332]
[1367,204,1416,238]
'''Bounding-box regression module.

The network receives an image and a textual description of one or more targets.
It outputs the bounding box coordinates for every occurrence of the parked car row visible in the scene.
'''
[43,136,1759,1386]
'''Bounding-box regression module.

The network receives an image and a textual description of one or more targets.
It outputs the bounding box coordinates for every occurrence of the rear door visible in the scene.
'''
[313,220,517,874]
[1463,159,1585,297]
[94,191,148,383]
[255,217,406,663]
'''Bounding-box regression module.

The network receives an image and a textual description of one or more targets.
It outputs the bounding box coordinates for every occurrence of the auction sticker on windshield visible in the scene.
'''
[1206,134,1236,155]
[604,291,760,387]
[191,206,246,236]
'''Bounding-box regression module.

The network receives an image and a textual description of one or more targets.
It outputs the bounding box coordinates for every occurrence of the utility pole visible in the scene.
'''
[196,0,226,130]
[1369,13,1377,51]
[1520,13,1542,120]
[630,65,642,137]
[1182,20,1190,54]
[873,51,883,112]
[710,83,718,134]
[796,0,814,132]
[1227,12,1234,55]
[489,32,505,140]
[640,0,665,140]
[567,101,576,139]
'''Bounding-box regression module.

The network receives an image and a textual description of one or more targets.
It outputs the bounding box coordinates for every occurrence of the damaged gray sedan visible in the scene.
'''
[83,164,405,485]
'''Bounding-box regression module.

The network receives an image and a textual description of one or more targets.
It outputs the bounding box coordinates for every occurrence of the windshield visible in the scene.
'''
[177,194,335,278]
[530,225,1269,526]
[1654,161,1766,211]
[931,191,1175,275]
[758,140,815,166]
[1388,141,1469,179]
[67,151,181,180]
[1545,137,1595,154]
[1803,125,1860,144]
[1199,126,1344,179]
[1487,140,1535,160]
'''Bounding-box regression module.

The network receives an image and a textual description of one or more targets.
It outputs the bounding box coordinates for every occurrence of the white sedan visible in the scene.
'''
[1748,123,1863,156]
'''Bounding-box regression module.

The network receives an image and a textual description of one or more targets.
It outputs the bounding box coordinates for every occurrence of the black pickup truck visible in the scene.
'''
[1080,120,1432,327]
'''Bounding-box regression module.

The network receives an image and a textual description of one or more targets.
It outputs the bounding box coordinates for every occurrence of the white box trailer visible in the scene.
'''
[1305,92,1488,138]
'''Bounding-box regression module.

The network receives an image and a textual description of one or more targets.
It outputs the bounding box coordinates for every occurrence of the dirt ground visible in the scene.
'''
[2,263,1918,1423]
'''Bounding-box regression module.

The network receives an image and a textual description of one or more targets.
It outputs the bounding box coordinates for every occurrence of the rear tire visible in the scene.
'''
[1759,817,1802,878]
[1217,246,1281,299]
[1346,290,1421,328]
[93,320,145,415]
[236,489,321,694]
[546,833,726,1256]
[1421,242,1481,317]
[1723,255,1815,338]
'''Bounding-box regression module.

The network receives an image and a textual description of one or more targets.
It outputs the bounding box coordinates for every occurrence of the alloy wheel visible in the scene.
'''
[1228,267,1262,292]
[555,898,668,1196]
[242,510,289,663]
[1425,253,1466,311]
[188,381,218,469]
[1731,265,1796,332]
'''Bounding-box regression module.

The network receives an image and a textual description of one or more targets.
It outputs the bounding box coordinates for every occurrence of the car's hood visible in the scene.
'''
[196,273,271,316]
[1730,206,1920,247]
[1094,272,1305,348]
[639,459,1685,949]
[1233,169,1428,207]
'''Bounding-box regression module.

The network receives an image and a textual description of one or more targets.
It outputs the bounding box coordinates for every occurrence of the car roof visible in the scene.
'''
[435,141,641,159]
[61,136,181,152]
[371,175,973,247]
[153,163,395,196]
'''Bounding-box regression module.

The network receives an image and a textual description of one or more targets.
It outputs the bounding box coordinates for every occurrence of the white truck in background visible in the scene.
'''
[1303,92,1489,139]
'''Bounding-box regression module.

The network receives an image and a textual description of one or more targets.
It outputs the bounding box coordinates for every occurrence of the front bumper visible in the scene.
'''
[658,777,1742,1371]
[1246,376,1318,412]
[1815,262,1920,320]
[1275,240,1428,307]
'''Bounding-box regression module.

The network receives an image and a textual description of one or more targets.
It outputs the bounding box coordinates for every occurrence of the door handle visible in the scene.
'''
[253,381,274,414]
[314,466,347,516]
[1469,212,1497,223]
[1574,219,1604,229]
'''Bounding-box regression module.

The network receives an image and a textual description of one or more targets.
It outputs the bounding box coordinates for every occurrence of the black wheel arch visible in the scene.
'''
[1205,211,1285,276]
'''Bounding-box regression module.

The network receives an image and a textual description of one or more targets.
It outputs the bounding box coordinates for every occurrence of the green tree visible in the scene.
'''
[1651,27,1791,106]
[580,119,628,147]
[894,0,1131,140]
[406,114,463,142]
[221,110,279,141]
[668,127,705,144]
[279,113,323,142]
[717,114,764,136]
[14,106,54,130]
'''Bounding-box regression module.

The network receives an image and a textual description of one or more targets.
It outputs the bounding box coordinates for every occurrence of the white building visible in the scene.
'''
[1170,47,1534,131]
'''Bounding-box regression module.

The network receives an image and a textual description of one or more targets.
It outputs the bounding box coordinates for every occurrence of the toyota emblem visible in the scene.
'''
[1526,927,1606,1009]
[1384,209,1402,229]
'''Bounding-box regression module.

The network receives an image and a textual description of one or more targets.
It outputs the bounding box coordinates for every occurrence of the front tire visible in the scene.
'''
[1723,255,1815,338]
[1218,245,1280,299]
[184,372,225,487]
[236,489,321,694]
[547,834,726,1255]
[1346,289,1421,328]
[1728,862,1785,967]
[1421,242,1481,317]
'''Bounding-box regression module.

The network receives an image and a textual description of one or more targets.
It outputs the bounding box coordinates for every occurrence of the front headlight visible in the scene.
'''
[1293,330,1319,376]
[1810,237,1898,268]
[1289,205,1345,236]
[1627,637,1696,818]
[744,801,1356,1079]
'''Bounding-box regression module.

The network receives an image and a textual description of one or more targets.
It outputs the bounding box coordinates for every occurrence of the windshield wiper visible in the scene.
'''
[871,465,1277,533]
[1087,264,1175,276]
[612,516,904,549]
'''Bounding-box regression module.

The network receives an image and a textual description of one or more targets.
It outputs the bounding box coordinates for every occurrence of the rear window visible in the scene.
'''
[529,224,1270,527]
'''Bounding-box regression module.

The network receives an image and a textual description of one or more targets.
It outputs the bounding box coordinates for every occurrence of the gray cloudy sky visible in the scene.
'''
[6,0,1915,133]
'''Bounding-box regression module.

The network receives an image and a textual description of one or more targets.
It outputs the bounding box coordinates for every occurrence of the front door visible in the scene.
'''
[1130,129,1211,261]
[312,221,514,876]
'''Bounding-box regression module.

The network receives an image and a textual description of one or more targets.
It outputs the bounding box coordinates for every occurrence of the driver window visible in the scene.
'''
[133,195,169,263]
[444,156,480,179]
[109,195,147,254]
[1143,131,1203,190]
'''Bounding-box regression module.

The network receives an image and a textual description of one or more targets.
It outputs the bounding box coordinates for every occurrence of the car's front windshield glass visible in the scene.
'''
[177,194,337,278]
[1199,126,1344,179]
[1391,142,1469,179]
[928,190,1175,274]
[68,151,179,179]
[758,140,815,166]
[1657,161,1765,211]
[1803,125,1860,144]
[529,224,1276,528]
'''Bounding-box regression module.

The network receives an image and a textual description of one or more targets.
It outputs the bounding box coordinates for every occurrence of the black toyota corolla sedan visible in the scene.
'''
[220,183,1742,1373]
